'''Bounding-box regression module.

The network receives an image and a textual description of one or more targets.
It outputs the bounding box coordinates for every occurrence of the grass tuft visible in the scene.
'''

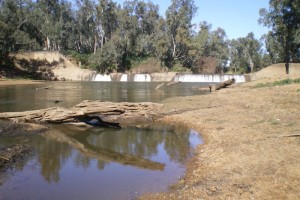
[254,78,300,88]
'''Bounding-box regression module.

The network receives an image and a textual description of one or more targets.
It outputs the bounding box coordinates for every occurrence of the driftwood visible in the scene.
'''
[36,85,53,90]
[209,78,236,92]
[155,83,165,90]
[166,81,180,86]
[0,100,164,127]
[216,78,236,90]
[155,81,180,90]
[0,145,31,171]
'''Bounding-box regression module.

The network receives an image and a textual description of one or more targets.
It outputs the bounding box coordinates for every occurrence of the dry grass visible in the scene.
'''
[140,70,300,199]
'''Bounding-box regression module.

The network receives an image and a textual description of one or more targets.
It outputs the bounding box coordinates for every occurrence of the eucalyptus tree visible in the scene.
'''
[0,0,45,63]
[229,33,262,73]
[259,0,300,74]
[165,0,197,66]
[134,1,160,56]
[91,0,162,72]
[74,0,97,53]
[192,21,229,73]
[152,17,171,67]
[261,31,283,64]
[229,39,247,73]
[208,28,229,72]
[96,0,119,45]
[56,0,76,51]
[35,0,62,50]
[0,0,21,54]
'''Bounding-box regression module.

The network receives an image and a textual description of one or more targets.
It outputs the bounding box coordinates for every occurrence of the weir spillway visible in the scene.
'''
[93,73,246,83]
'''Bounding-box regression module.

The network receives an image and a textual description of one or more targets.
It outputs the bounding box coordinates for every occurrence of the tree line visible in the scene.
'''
[0,0,299,74]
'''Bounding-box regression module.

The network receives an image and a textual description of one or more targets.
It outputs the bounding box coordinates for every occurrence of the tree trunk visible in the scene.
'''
[249,55,254,73]
[285,30,291,74]
[93,33,97,54]
[46,36,50,51]
[172,36,176,59]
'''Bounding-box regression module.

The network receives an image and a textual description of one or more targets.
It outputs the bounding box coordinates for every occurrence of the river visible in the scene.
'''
[0,81,205,200]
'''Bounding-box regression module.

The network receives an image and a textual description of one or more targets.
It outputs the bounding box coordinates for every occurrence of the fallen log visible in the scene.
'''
[0,100,164,126]
[209,78,236,92]
[216,78,236,90]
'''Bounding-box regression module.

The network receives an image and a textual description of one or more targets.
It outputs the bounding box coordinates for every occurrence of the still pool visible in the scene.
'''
[0,123,202,200]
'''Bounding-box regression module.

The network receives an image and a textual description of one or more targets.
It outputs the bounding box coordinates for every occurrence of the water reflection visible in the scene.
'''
[0,123,202,200]
[44,127,165,172]
[36,124,197,182]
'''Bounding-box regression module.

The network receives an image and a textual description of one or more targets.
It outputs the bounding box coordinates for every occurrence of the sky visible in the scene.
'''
[115,0,271,40]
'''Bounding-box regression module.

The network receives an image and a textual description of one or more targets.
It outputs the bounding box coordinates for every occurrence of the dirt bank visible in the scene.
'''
[0,79,44,86]
[140,73,300,199]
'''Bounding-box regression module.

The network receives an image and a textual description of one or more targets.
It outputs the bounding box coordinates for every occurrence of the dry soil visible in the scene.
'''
[140,64,300,199]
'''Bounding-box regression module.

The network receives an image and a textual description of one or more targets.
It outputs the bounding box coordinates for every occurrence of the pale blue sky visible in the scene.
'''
[114,0,270,40]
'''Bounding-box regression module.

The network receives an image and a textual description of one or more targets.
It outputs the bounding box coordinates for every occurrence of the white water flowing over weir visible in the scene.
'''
[173,74,246,83]
[94,74,112,81]
[133,74,151,82]
[120,74,128,82]
[92,73,246,83]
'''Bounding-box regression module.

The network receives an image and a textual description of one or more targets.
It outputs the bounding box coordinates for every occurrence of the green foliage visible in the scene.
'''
[294,78,300,83]
[65,50,90,67]
[170,63,191,72]
[192,21,230,74]
[1,0,298,76]
[254,78,300,88]
[130,55,151,68]
[165,0,197,66]
[130,57,162,73]
[229,32,263,74]
[259,0,300,74]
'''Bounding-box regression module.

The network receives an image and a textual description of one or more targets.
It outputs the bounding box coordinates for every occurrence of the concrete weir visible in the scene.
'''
[93,73,246,83]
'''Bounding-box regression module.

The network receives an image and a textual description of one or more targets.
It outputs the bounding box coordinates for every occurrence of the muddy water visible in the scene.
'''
[0,123,202,200]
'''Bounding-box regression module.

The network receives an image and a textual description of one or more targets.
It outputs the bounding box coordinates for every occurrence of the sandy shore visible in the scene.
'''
[141,75,300,199]
[0,79,45,86]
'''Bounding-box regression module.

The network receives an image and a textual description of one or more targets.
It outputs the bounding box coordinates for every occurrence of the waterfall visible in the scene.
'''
[133,74,151,82]
[92,73,246,83]
[173,74,245,83]
[120,74,128,82]
[94,74,112,81]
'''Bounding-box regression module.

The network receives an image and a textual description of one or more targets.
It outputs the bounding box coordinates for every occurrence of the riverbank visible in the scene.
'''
[0,65,300,199]
[141,74,300,199]
[0,79,44,86]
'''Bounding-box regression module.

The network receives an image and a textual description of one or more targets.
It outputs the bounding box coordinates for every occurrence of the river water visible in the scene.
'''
[0,81,209,112]
[0,81,205,200]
